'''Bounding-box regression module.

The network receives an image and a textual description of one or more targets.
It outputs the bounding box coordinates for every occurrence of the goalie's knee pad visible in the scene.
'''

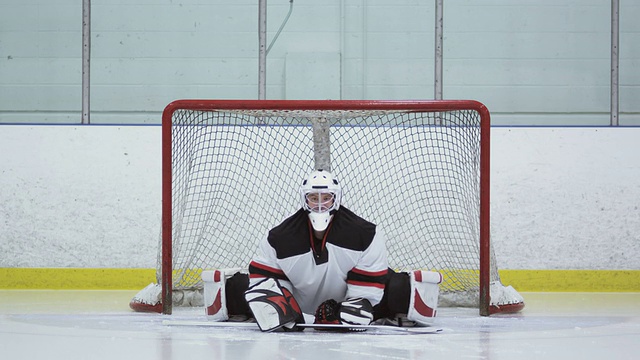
[407,270,442,326]
[244,277,303,332]
[202,268,246,321]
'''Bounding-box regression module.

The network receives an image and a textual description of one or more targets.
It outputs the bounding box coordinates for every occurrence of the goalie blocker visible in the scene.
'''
[203,268,442,330]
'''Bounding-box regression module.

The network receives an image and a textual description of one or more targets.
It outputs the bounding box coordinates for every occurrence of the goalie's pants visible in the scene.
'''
[225,269,410,320]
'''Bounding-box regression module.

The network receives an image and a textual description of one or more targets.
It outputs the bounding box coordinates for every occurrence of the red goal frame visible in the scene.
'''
[160,100,493,316]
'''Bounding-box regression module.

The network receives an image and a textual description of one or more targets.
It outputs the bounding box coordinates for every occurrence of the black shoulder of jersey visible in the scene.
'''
[267,209,311,259]
[266,207,378,259]
[327,206,377,252]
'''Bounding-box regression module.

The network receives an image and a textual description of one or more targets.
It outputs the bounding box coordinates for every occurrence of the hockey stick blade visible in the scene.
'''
[299,323,442,333]
[162,319,442,334]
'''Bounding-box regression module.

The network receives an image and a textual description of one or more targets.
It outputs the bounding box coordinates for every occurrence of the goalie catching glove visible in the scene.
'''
[314,297,373,326]
[244,278,304,332]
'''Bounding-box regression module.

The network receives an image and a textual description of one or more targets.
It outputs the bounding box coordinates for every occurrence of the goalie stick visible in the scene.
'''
[162,319,442,334]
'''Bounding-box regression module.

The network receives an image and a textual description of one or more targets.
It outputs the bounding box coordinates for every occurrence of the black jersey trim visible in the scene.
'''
[249,261,290,282]
[347,267,388,288]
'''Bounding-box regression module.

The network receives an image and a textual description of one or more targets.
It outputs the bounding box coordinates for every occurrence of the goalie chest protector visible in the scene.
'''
[251,206,387,314]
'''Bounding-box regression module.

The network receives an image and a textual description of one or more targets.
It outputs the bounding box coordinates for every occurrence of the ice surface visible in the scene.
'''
[0,290,639,360]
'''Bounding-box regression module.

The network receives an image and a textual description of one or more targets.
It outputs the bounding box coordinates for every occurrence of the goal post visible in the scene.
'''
[132,99,524,316]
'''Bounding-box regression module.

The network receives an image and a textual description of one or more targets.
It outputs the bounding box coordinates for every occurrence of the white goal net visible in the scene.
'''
[130,100,524,316]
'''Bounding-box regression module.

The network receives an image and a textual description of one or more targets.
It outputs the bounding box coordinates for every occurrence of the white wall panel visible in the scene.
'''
[446,4,610,33]
[90,32,257,58]
[0,85,81,111]
[261,32,341,56]
[285,52,341,100]
[364,60,431,85]
[91,4,257,33]
[0,0,637,124]
[0,32,80,58]
[90,59,257,85]
[446,85,610,114]
[363,33,432,59]
[0,4,79,31]
[272,5,341,32]
[364,5,432,33]
[445,33,611,60]
[445,59,610,86]
[358,85,433,100]
[0,59,79,85]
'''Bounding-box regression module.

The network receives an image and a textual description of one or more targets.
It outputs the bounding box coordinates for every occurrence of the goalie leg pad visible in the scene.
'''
[244,278,303,332]
[130,283,205,313]
[407,270,442,326]
[129,283,162,313]
[202,268,246,321]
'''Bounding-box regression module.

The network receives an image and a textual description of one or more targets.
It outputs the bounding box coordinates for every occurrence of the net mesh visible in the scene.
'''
[159,107,500,307]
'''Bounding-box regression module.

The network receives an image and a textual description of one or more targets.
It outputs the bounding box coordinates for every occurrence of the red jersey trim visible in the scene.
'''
[350,267,388,277]
[347,279,386,289]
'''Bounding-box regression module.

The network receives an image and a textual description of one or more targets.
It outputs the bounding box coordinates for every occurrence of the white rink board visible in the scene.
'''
[0,125,638,270]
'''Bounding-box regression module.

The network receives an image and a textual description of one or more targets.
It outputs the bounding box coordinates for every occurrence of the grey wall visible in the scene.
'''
[1,1,638,125]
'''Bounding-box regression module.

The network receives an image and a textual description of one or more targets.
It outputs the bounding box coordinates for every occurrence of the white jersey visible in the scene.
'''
[248,207,388,314]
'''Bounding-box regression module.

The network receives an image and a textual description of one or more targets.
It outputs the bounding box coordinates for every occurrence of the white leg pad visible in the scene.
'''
[407,270,442,326]
[202,268,244,320]
[244,277,301,332]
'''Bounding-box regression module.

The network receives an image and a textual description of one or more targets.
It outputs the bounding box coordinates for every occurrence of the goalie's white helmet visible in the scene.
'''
[300,169,342,232]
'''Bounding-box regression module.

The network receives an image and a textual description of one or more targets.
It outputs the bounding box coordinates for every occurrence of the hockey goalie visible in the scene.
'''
[199,170,442,331]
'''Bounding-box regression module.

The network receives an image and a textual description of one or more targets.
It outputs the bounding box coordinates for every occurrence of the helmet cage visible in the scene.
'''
[302,190,338,214]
